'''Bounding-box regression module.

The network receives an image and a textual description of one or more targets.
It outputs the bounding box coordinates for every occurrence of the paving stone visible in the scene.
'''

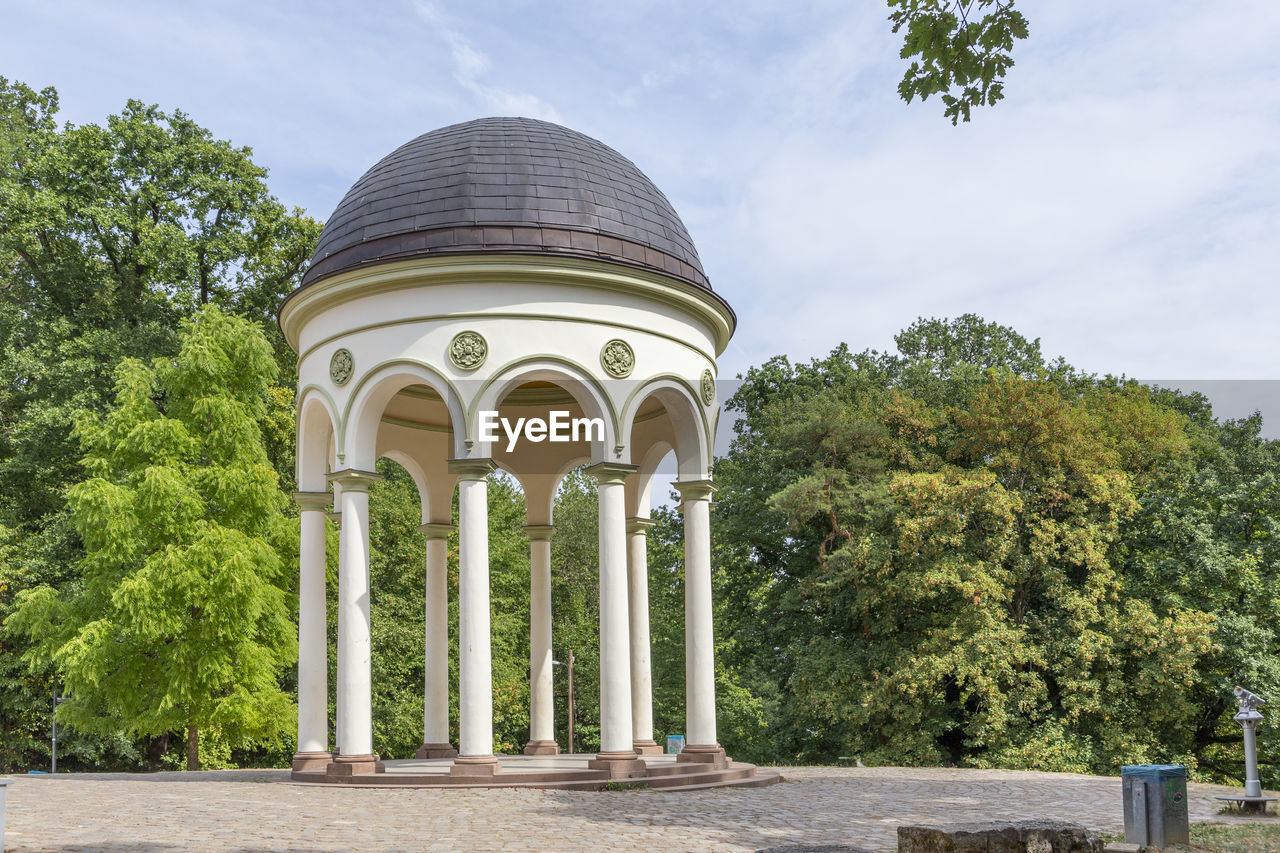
[1,766,1272,851]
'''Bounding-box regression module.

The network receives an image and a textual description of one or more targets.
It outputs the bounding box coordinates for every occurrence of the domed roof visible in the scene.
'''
[301,117,710,290]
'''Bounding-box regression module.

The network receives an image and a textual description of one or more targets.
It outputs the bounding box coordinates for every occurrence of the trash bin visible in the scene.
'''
[666,734,685,754]
[1122,764,1189,848]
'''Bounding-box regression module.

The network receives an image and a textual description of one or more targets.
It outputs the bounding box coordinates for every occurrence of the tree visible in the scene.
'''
[0,78,318,770]
[712,316,1260,776]
[6,306,296,770]
[888,1,1030,124]
[0,77,320,530]
[550,468,603,751]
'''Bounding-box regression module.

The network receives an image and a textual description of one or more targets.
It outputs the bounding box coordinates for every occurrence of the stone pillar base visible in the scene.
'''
[632,739,663,755]
[676,743,728,769]
[326,754,384,776]
[588,750,648,779]
[450,754,501,777]
[523,739,560,755]
[291,751,333,773]
[414,742,458,759]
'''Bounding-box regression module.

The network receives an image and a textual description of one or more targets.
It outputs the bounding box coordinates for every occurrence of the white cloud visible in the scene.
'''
[412,0,560,121]
[3,0,1278,396]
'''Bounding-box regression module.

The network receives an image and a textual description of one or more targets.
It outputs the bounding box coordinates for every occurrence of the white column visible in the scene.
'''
[327,469,382,776]
[292,491,331,773]
[449,458,500,776]
[674,479,725,766]
[416,523,457,759]
[523,524,558,754]
[626,517,660,754]
[586,463,644,778]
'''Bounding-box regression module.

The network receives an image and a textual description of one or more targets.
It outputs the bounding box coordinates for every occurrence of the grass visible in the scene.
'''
[1159,822,1280,852]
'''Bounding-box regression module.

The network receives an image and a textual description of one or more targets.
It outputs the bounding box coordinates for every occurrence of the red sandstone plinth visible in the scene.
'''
[414,742,458,759]
[632,739,663,755]
[450,754,502,777]
[522,739,560,755]
[326,754,384,776]
[676,743,728,769]
[291,751,333,772]
[587,750,648,779]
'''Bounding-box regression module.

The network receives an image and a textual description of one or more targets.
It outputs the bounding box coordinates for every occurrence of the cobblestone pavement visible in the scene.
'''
[2,765,1274,851]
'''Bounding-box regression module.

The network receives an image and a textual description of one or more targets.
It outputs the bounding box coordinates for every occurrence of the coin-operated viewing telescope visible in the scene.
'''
[1234,686,1266,797]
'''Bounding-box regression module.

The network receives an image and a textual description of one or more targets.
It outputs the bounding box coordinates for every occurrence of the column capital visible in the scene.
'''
[293,491,330,512]
[522,524,556,541]
[673,479,717,503]
[418,522,456,540]
[626,517,656,535]
[326,511,342,528]
[327,469,383,492]
[448,458,498,480]
[584,461,637,485]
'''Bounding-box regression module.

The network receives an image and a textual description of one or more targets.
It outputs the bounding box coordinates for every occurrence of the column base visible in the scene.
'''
[414,742,458,759]
[326,754,385,776]
[632,739,663,755]
[522,739,560,755]
[588,750,648,779]
[450,754,502,777]
[676,743,728,769]
[291,751,333,772]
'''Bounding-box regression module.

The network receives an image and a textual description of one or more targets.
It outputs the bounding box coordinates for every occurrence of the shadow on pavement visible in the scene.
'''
[20,769,290,783]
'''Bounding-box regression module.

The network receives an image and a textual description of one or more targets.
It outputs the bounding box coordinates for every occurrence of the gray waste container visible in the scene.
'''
[1122,764,1189,848]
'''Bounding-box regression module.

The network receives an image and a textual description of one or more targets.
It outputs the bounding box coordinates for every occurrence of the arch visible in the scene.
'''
[342,360,468,471]
[297,387,341,492]
[512,451,592,527]
[468,355,619,461]
[378,450,431,522]
[619,375,711,480]
[625,439,675,518]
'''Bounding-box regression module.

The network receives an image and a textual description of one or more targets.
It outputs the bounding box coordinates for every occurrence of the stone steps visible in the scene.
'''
[649,770,783,792]
[290,758,778,791]
[644,763,758,789]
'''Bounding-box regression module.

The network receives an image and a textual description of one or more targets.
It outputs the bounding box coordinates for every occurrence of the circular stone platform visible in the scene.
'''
[290,753,779,791]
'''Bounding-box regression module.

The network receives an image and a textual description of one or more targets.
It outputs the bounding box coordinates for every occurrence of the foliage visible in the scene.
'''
[888,0,1030,124]
[3,75,1276,789]
[5,306,297,770]
[0,77,318,528]
[0,77,317,771]
[714,314,1279,785]
[357,463,533,759]
[549,468,602,752]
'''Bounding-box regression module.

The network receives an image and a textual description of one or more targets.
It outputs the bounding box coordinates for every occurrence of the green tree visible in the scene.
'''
[550,468,602,752]
[357,462,533,759]
[1119,409,1280,783]
[0,78,318,770]
[888,0,1030,124]
[713,317,1242,774]
[0,78,318,527]
[6,306,296,770]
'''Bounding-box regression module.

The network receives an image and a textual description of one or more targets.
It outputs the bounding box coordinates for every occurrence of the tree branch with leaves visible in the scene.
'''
[889,0,1030,124]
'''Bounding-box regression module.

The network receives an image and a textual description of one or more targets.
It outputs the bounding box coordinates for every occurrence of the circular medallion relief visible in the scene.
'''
[701,369,715,406]
[600,339,635,378]
[449,331,488,370]
[329,348,354,385]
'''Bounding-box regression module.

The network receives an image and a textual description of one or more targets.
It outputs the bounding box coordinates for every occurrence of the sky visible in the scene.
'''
[4,0,1280,426]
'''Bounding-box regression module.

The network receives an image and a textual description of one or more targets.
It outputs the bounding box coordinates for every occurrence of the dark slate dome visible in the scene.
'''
[302,117,710,289]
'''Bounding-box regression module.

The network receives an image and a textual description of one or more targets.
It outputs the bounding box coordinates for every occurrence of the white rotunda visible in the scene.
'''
[282,117,770,788]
